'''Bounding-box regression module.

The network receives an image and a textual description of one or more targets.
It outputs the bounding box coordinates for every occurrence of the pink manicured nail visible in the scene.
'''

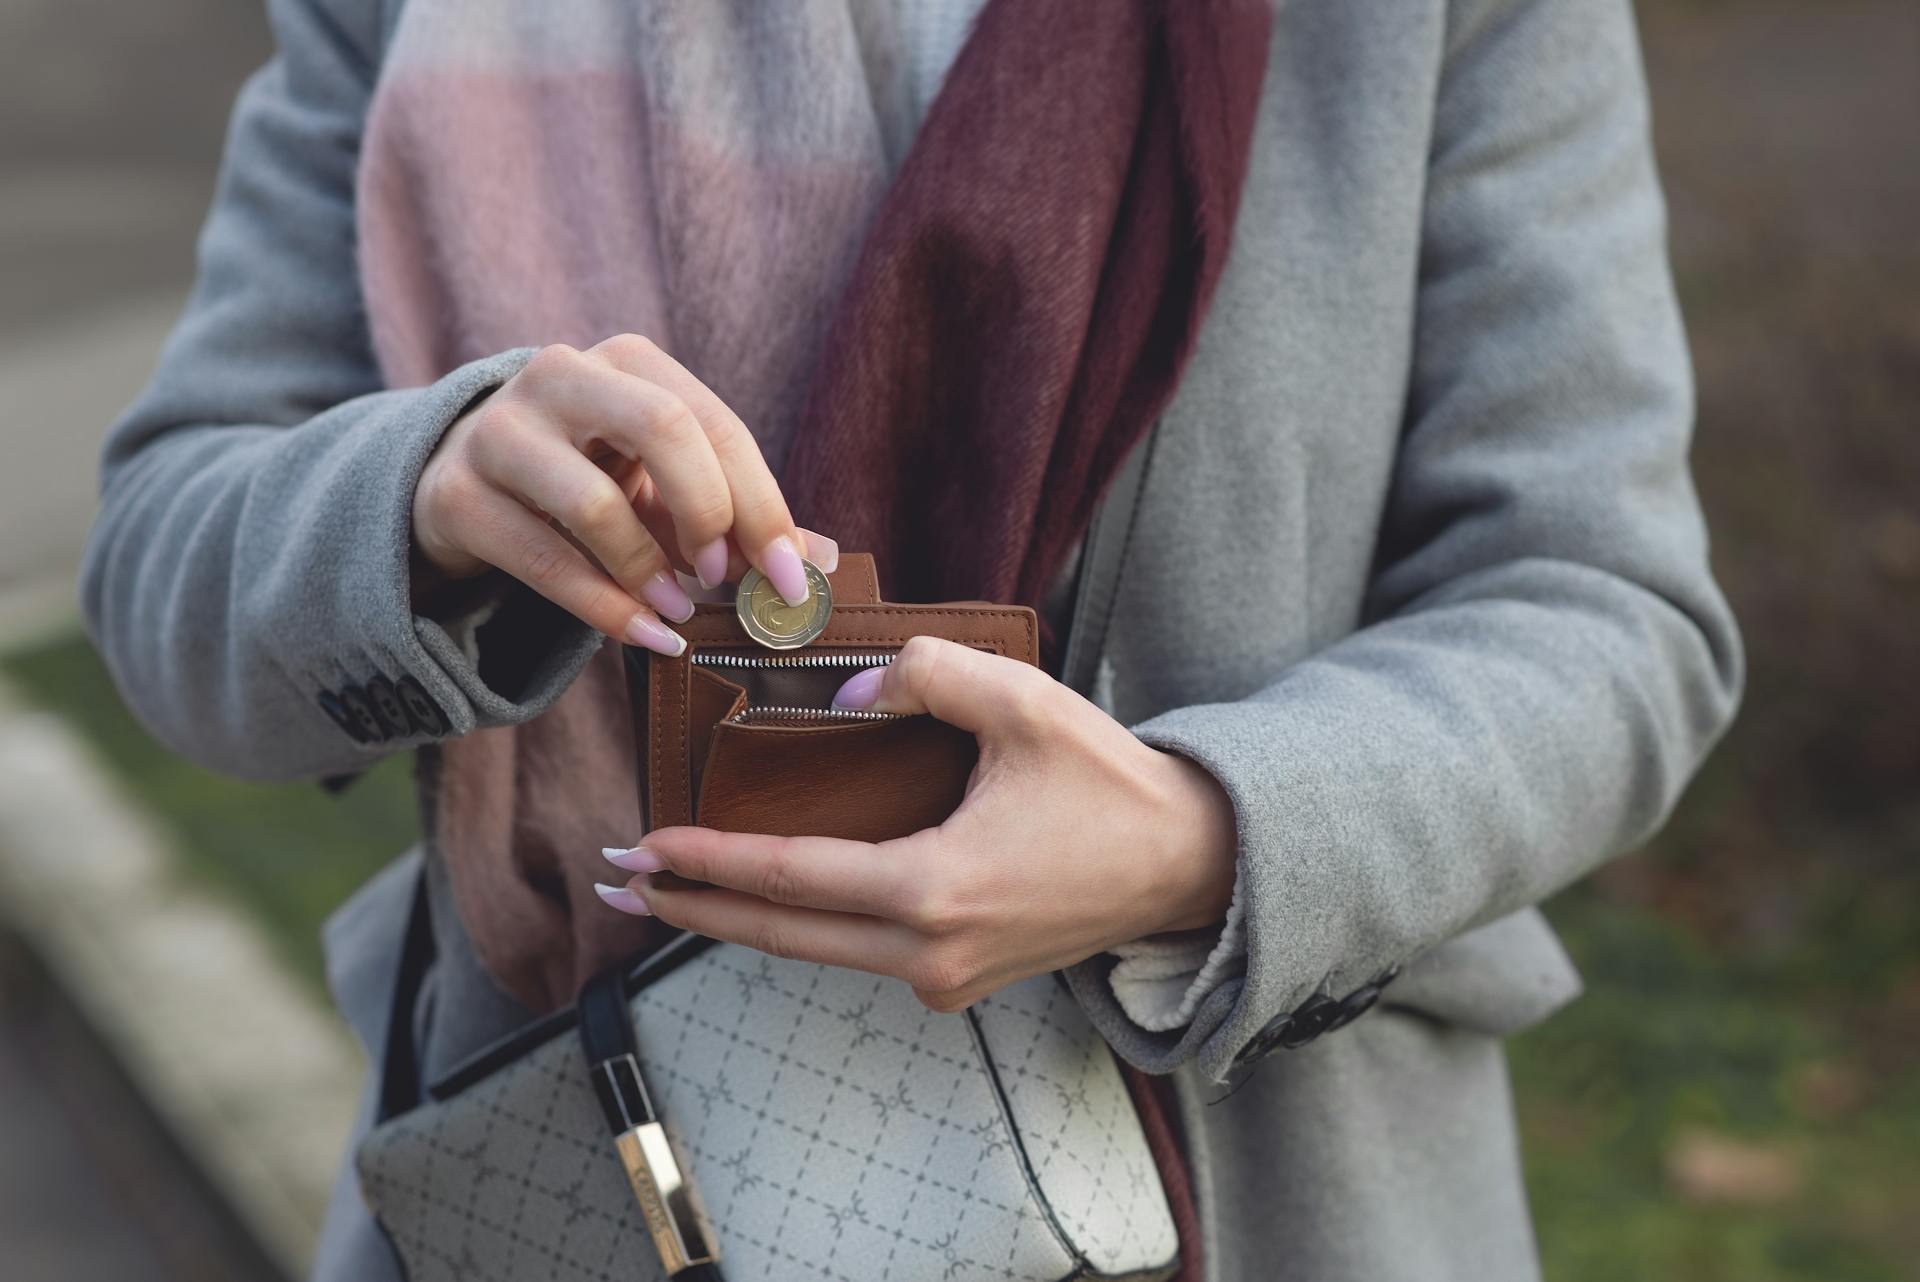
[594,882,652,916]
[799,528,839,574]
[692,539,730,590]
[601,846,666,874]
[760,535,810,607]
[640,572,695,623]
[832,666,886,710]
[624,613,686,657]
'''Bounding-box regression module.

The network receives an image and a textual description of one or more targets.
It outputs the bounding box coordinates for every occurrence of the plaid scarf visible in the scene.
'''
[362,2,1271,1271]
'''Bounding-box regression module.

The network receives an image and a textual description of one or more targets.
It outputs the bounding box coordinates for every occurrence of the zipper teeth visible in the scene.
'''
[696,652,903,722]
[693,652,897,670]
[730,705,907,724]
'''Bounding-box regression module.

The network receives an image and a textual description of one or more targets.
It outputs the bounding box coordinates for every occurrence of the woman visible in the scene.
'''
[82,1,1740,1279]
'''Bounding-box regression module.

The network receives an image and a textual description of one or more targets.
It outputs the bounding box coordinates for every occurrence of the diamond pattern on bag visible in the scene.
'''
[356,950,1177,1282]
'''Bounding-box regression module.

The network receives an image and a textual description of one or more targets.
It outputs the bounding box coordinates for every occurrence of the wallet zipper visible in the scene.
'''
[691,651,907,724]
[691,652,899,671]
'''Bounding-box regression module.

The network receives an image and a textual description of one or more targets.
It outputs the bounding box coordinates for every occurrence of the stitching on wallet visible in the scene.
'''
[650,654,689,828]
[648,656,663,828]
[796,640,1010,654]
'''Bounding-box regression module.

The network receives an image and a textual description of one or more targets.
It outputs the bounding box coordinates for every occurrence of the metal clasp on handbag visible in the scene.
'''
[579,968,722,1279]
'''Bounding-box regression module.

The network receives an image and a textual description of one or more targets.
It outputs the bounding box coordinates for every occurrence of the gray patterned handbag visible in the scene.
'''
[355,928,1181,1281]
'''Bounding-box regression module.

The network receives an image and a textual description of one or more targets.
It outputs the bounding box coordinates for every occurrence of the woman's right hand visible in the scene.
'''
[410,335,833,655]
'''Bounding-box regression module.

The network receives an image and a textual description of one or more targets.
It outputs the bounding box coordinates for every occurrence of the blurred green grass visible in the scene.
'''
[5,631,1915,1280]
[1513,890,1920,1281]
[1,634,412,986]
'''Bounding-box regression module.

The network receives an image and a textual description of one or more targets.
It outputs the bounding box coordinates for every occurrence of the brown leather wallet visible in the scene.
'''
[628,554,1038,842]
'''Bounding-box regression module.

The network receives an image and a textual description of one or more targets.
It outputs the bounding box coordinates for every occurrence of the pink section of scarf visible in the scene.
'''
[360,72,887,466]
[357,3,906,1009]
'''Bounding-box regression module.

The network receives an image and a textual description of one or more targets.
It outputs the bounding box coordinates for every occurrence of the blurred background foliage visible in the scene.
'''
[1,1,1913,1279]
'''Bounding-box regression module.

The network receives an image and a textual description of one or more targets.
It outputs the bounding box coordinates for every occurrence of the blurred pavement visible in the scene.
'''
[0,673,363,1281]
[0,8,327,1280]
[0,928,289,1282]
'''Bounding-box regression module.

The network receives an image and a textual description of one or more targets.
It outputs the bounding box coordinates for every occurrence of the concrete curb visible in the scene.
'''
[0,676,361,1279]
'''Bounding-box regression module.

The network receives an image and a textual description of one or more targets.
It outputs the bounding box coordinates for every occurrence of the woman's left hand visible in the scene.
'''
[597,636,1239,1011]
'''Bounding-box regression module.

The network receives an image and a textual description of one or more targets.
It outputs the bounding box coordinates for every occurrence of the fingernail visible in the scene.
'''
[594,882,652,916]
[624,613,686,656]
[761,534,809,607]
[640,572,695,623]
[832,665,886,710]
[602,845,666,874]
[692,539,730,591]
[800,528,839,574]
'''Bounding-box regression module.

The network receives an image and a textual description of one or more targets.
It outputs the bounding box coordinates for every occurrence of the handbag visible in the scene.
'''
[353,554,1182,1281]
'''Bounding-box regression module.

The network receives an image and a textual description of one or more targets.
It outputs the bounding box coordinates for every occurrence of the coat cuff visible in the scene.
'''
[298,348,599,755]
[1069,710,1408,1084]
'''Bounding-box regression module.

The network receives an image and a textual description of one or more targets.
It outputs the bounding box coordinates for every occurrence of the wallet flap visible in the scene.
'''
[829,552,881,604]
[687,667,747,806]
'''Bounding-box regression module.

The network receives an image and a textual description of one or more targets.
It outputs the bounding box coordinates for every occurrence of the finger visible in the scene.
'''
[831,635,1046,734]
[797,527,839,574]
[626,473,684,572]
[630,507,839,587]
[470,426,693,623]
[589,335,808,602]
[699,527,841,602]
[460,489,686,655]
[639,826,924,920]
[514,344,737,573]
[636,880,921,978]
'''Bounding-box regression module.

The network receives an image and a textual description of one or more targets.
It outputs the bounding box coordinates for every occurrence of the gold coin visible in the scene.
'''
[735,560,833,649]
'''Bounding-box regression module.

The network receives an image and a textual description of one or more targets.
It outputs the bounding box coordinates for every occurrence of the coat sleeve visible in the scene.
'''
[1066,0,1742,1083]
[79,0,600,782]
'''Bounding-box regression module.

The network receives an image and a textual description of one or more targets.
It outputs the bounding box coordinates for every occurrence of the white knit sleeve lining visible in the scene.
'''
[429,587,506,668]
[1103,869,1247,1033]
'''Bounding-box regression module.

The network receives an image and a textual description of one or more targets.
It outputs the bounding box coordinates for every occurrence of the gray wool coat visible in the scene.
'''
[80,0,1742,1279]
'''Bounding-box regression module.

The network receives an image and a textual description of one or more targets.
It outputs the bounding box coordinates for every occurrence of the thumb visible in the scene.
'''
[831,635,1034,735]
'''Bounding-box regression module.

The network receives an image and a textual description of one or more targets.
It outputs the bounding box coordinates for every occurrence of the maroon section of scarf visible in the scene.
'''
[781,1,1270,1272]
[1123,1063,1206,1282]
[782,0,1272,656]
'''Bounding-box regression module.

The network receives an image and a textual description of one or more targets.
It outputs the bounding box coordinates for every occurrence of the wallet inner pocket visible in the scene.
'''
[690,650,905,724]
[694,713,976,841]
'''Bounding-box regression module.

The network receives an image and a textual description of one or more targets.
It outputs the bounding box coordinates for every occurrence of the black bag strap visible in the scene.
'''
[374,867,437,1123]
[1059,417,1159,695]
[577,963,638,1067]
